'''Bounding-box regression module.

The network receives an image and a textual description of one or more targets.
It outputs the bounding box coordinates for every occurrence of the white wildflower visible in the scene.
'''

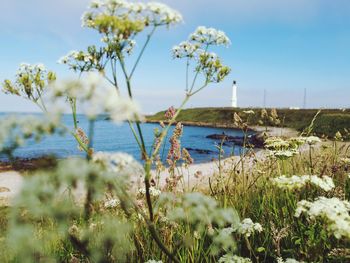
[92,151,144,176]
[236,218,263,237]
[138,187,161,197]
[218,254,252,263]
[190,26,231,46]
[272,175,335,191]
[269,150,298,159]
[104,198,120,208]
[295,197,350,239]
[305,136,321,145]
[172,41,200,58]
[48,72,143,122]
[277,258,303,263]
[146,2,183,25]
[144,260,162,263]
[242,110,255,115]
[265,137,290,150]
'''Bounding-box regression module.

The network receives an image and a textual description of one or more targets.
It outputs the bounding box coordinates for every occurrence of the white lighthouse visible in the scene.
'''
[231,80,238,108]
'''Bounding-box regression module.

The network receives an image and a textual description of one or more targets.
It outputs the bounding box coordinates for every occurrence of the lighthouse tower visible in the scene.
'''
[231,80,238,108]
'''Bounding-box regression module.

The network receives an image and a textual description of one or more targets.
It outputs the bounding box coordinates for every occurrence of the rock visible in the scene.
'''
[206,133,265,148]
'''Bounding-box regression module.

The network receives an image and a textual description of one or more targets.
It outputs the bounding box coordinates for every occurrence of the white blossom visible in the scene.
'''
[48,72,143,122]
[92,151,144,176]
[172,41,200,58]
[189,26,231,46]
[277,258,303,263]
[138,186,161,197]
[269,150,298,159]
[305,136,321,145]
[218,254,252,263]
[235,218,263,237]
[104,198,120,208]
[295,197,350,239]
[272,175,335,192]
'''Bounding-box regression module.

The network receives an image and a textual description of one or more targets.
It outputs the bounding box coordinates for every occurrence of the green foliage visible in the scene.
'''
[148,108,350,139]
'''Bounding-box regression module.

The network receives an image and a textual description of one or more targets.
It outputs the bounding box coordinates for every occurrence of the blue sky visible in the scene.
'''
[1,0,350,113]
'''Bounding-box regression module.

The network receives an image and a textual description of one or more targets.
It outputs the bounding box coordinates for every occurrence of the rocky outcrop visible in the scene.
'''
[206,133,265,148]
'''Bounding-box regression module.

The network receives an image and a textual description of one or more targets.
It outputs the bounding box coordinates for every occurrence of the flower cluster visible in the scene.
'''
[49,72,143,122]
[166,122,183,168]
[218,254,252,263]
[235,218,263,237]
[189,26,231,46]
[138,186,162,197]
[295,197,350,239]
[172,26,231,86]
[272,175,335,191]
[92,151,144,176]
[82,0,182,35]
[104,198,120,208]
[305,136,321,145]
[164,106,176,120]
[277,258,303,263]
[268,150,298,160]
[172,41,200,59]
[58,46,105,73]
[265,136,308,160]
[2,63,56,103]
[75,127,89,151]
[182,148,194,166]
[197,51,231,83]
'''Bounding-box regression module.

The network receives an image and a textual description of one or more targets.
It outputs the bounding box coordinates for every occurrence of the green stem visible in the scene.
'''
[87,120,95,160]
[129,26,157,80]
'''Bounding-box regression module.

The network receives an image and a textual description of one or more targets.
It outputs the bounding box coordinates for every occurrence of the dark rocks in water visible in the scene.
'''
[185,147,216,155]
[206,133,265,148]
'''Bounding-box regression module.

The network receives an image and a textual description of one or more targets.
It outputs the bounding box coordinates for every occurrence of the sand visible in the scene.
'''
[0,171,23,206]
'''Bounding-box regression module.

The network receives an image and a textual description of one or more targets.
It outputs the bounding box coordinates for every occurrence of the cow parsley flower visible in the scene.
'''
[272,175,335,191]
[265,137,291,150]
[93,151,144,176]
[277,258,303,263]
[305,136,321,145]
[218,254,252,263]
[295,197,350,239]
[138,187,162,197]
[146,2,183,25]
[104,198,120,208]
[269,150,298,160]
[235,218,263,237]
[172,41,200,58]
[190,26,231,46]
[48,72,143,122]
[3,63,56,102]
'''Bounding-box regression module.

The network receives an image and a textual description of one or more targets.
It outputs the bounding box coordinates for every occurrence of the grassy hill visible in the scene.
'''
[147,107,350,139]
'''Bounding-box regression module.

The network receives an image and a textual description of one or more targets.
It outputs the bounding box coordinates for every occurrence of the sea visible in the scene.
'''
[0,113,251,163]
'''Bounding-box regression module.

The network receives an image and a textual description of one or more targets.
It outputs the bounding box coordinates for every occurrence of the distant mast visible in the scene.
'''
[231,80,238,108]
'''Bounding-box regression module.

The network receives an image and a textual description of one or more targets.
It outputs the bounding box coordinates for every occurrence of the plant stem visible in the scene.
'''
[129,26,157,80]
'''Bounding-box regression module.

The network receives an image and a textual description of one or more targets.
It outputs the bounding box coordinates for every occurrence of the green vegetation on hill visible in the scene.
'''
[147,107,350,139]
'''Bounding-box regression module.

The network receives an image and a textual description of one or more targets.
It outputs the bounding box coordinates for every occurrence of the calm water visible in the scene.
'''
[0,113,250,163]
